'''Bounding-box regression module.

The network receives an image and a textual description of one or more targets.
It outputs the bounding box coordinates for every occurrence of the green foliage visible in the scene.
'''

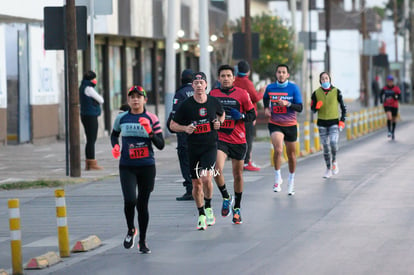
[232,13,301,80]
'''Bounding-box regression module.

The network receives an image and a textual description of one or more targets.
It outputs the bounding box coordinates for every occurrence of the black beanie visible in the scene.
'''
[237,61,250,74]
[181,69,194,84]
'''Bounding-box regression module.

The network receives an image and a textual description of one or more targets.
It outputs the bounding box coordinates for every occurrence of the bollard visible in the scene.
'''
[303,121,310,154]
[346,113,353,140]
[8,199,23,275]
[353,112,359,138]
[359,110,364,135]
[363,110,369,134]
[55,189,70,257]
[368,108,374,132]
[313,120,320,152]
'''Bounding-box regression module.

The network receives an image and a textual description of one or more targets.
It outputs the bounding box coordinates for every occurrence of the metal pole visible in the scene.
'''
[199,0,210,84]
[324,0,330,72]
[90,0,95,71]
[309,0,314,121]
[164,0,176,136]
[66,0,81,177]
[245,0,252,72]
[301,0,309,121]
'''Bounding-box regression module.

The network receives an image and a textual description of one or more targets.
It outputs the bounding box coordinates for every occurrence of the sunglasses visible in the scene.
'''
[128,86,147,97]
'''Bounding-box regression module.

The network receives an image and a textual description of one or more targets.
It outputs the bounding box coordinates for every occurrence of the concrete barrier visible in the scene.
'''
[24,252,61,269]
[71,235,102,252]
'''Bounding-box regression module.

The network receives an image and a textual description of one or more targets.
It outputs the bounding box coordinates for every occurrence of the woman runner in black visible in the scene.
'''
[110,85,165,253]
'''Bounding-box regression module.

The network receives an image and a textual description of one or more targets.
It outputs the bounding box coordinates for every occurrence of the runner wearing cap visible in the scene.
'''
[380,75,401,140]
[110,85,165,253]
[170,72,225,230]
[210,64,256,224]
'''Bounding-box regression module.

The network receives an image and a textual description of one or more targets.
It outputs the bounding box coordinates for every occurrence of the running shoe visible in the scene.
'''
[123,228,137,249]
[197,215,207,230]
[232,208,243,224]
[138,241,151,254]
[388,132,392,138]
[205,207,216,226]
[273,178,283,192]
[332,161,339,175]
[323,168,332,178]
[243,161,260,171]
[221,196,234,217]
[392,133,395,140]
[288,179,295,196]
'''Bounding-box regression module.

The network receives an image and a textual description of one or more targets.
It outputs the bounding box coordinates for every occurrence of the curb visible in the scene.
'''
[24,251,61,269]
[71,235,102,252]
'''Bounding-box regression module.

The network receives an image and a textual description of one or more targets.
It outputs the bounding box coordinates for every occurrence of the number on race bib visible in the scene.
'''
[129,147,149,159]
[194,123,211,134]
[272,105,287,114]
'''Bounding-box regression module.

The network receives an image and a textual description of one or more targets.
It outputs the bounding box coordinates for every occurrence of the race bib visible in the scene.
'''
[221,119,235,129]
[272,105,287,114]
[129,146,149,159]
[194,123,211,134]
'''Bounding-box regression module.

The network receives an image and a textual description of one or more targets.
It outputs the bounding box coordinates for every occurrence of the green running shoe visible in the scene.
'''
[197,214,207,230]
[205,208,216,226]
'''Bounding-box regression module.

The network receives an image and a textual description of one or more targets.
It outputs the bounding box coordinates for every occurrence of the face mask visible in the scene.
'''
[91,79,97,85]
[321,82,330,89]
[276,80,288,88]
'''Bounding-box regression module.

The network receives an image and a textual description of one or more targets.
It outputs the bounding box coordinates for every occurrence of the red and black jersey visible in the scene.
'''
[380,85,401,108]
[210,86,255,144]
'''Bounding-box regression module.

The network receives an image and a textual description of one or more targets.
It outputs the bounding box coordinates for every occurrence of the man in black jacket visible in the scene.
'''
[167,69,195,200]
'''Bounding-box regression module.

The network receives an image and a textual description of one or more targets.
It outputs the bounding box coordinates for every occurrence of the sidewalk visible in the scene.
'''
[0,100,409,185]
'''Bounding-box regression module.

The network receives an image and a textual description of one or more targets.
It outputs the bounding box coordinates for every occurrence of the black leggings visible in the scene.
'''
[119,165,156,243]
[81,115,98,159]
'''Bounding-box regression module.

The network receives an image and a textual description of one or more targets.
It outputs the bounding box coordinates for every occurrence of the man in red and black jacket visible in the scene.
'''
[210,64,256,225]
[234,60,265,171]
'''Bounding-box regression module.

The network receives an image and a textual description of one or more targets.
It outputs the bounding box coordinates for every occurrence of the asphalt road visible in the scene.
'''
[1,106,414,275]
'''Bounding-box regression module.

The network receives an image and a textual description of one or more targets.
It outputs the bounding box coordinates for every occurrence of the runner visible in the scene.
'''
[311,72,347,178]
[234,60,265,172]
[110,85,165,253]
[380,75,401,140]
[263,64,303,195]
[210,64,256,224]
[170,72,225,230]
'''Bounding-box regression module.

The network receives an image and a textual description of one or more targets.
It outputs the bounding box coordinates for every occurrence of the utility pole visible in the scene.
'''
[410,0,414,103]
[164,0,175,137]
[244,0,252,73]
[360,0,369,107]
[199,0,210,83]
[301,0,309,121]
[393,0,398,63]
[66,0,81,177]
[324,0,330,72]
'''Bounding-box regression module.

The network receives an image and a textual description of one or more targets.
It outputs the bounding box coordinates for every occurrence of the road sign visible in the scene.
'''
[75,0,113,15]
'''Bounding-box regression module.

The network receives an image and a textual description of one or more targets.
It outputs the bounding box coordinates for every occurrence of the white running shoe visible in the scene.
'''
[332,161,339,175]
[273,178,283,192]
[288,179,295,195]
[323,168,332,178]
